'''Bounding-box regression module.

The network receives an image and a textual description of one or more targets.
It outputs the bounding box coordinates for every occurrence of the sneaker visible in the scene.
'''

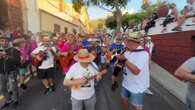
[1,99,13,109]
[111,84,116,92]
[161,28,167,33]
[145,89,154,95]
[49,85,55,92]
[0,95,5,101]
[44,88,50,95]
[111,82,118,92]
[12,101,19,108]
[172,27,182,31]
[20,84,27,90]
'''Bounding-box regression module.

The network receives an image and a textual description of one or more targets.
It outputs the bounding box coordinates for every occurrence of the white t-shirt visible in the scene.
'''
[65,62,99,100]
[32,45,56,69]
[122,46,150,93]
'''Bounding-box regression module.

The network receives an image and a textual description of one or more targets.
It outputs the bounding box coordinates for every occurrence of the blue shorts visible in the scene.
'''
[121,87,145,107]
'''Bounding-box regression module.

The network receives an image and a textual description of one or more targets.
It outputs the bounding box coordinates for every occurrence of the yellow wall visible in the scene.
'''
[37,0,91,33]
[40,10,81,34]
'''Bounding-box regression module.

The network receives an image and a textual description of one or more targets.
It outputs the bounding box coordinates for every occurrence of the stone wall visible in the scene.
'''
[151,31,195,75]
[8,0,23,31]
[0,0,23,31]
[0,0,9,30]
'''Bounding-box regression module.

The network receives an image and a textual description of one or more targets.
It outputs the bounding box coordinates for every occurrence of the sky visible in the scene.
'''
[65,0,187,20]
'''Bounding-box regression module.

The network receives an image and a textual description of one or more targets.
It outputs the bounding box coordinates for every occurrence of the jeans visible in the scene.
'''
[187,97,195,110]
[0,71,19,103]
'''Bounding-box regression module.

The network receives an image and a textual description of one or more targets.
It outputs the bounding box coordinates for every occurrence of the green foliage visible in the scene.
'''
[141,3,158,18]
[99,0,129,9]
[141,3,150,11]
[180,9,184,15]
[71,0,129,32]
[71,0,129,11]
[156,0,167,7]
[72,0,85,13]
[105,12,146,32]
[97,23,104,29]
[105,16,117,30]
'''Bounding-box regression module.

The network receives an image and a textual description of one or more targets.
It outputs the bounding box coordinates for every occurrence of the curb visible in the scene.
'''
[151,78,186,110]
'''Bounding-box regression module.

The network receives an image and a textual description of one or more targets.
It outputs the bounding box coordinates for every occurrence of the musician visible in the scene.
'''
[0,35,21,109]
[110,37,124,55]
[58,34,79,75]
[13,37,29,90]
[31,35,57,94]
[102,33,112,47]
[109,37,125,91]
[24,34,37,75]
[63,49,107,110]
[118,36,150,110]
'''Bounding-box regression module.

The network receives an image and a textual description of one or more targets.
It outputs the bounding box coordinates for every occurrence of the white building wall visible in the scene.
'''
[25,0,40,33]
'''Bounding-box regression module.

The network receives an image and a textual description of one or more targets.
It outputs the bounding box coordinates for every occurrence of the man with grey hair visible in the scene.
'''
[175,57,195,110]
[118,36,150,110]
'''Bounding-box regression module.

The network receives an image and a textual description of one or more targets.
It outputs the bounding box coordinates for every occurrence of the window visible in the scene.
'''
[72,28,77,35]
[64,27,68,34]
[54,24,60,33]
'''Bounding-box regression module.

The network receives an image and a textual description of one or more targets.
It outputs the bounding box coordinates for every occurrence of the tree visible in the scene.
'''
[122,14,131,32]
[180,9,184,15]
[97,23,104,29]
[105,16,117,30]
[71,0,129,32]
[141,3,158,18]
[106,13,144,32]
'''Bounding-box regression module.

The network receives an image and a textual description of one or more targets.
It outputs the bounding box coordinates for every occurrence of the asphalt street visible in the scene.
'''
[1,69,177,110]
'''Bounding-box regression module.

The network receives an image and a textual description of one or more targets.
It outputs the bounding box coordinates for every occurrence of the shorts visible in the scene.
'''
[19,68,28,76]
[121,87,145,107]
[37,67,55,79]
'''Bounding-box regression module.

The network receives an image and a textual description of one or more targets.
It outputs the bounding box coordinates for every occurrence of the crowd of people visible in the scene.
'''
[0,1,195,110]
[0,28,156,110]
[143,0,195,34]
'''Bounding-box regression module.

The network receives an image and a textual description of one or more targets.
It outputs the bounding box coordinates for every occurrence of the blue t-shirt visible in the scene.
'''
[109,43,124,52]
[82,39,91,48]
[109,43,125,65]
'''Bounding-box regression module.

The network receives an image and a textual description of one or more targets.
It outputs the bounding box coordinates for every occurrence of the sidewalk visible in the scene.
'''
[150,62,187,110]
